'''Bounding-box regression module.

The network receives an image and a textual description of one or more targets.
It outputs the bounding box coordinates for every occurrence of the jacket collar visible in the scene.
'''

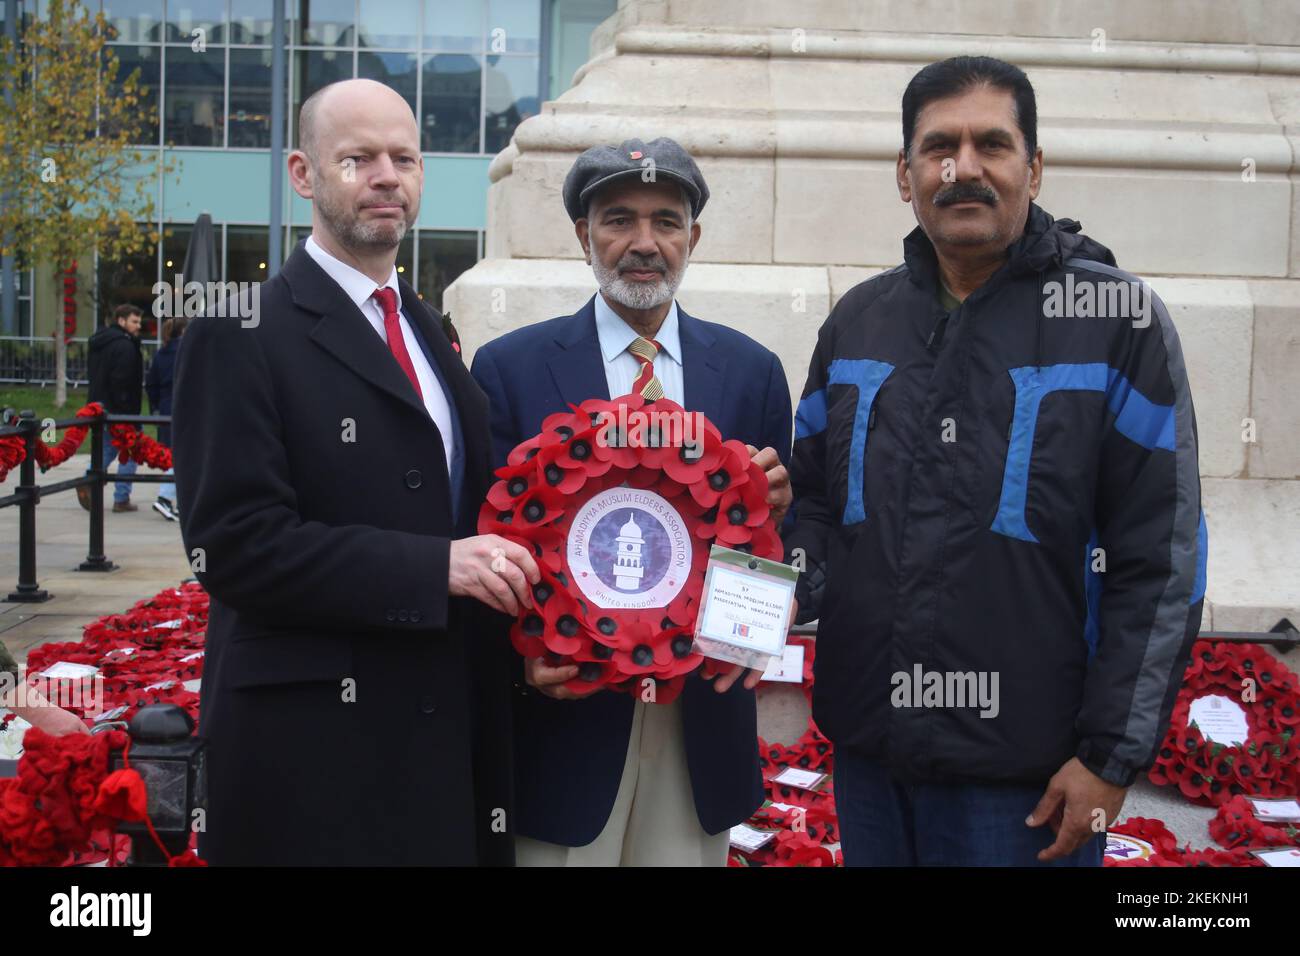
[282,240,439,428]
[547,293,725,419]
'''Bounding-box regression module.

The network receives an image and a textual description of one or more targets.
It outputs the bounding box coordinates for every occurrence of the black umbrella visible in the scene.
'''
[181,212,219,313]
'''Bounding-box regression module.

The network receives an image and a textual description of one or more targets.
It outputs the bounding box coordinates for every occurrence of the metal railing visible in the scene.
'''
[1,407,171,601]
[0,337,160,386]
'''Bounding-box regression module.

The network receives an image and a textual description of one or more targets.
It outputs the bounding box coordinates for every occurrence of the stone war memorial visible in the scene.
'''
[448,0,1300,636]
[2,0,1300,901]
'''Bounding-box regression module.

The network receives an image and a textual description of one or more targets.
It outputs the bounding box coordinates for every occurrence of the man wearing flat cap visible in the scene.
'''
[471,137,794,866]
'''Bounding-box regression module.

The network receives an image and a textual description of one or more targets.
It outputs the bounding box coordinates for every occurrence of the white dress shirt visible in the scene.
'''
[305,235,456,474]
[593,292,684,404]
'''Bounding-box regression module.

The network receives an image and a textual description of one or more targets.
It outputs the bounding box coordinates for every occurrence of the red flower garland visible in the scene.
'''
[109,421,173,470]
[1148,640,1299,807]
[0,728,132,867]
[63,262,78,344]
[1,401,174,483]
[478,393,781,704]
[32,402,103,471]
[0,728,204,867]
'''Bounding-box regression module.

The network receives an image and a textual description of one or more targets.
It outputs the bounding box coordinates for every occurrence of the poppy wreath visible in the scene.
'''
[1209,794,1300,851]
[760,633,816,703]
[1103,817,1182,867]
[25,583,208,729]
[731,727,839,867]
[1104,815,1264,867]
[1148,640,1299,808]
[478,393,781,705]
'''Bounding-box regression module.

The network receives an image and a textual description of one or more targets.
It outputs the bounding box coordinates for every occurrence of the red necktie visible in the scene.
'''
[371,287,423,400]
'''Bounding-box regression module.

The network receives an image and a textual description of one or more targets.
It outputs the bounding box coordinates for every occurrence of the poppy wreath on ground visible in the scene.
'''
[1148,640,1299,807]
[478,393,781,705]
[24,583,207,728]
[1103,817,1182,866]
[759,633,816,703]
[1209,794,1300,851]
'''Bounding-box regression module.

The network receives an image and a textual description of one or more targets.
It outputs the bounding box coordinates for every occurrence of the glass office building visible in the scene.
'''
[0,0,615,351]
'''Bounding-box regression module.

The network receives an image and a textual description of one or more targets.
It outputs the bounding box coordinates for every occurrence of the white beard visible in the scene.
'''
[592,255,687,311]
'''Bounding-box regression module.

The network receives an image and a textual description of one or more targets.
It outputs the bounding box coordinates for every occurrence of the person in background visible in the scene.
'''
[146,316,187,521]
[80,303,143,513]
[0,639,90,737]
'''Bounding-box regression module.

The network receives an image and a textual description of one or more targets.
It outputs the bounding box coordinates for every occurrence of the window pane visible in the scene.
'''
[359,0,418,49]
[483,55,538,153]
[357,51,417,121]
[231,0,282,44]
[103,0,164,43]
[287,225,313,261]
[421,53,480,153]
[298,0,355,47]
[417,230,477,312]
[487,0,539,53]
[164,46,225,146]
[107,45,162,145]
[292,48,354,147]
[226,226,270,285]
[229,48,273,147]
[395,232,414,285]
[423,0,482,51]
[97,228,159,332]
[165,0,226,44]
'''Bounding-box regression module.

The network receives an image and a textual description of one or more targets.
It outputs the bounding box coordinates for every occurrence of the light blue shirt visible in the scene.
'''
[593,292,684,404]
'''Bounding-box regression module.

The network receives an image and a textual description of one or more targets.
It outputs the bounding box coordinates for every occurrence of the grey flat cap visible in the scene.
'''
[562,137,709,222]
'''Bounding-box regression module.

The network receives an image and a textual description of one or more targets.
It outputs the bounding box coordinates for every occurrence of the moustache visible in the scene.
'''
[618,256,667,274]
[933,183,998,207]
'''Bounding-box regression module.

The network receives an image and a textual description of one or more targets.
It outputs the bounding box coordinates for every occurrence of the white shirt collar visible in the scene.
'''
[305,234,400,311]
[593,292,682,366]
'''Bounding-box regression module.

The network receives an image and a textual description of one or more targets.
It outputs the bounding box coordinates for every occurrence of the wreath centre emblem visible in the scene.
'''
[566,486,693,609]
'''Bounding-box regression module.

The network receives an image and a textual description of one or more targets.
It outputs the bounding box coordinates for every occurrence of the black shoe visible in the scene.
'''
[152,497,178,521]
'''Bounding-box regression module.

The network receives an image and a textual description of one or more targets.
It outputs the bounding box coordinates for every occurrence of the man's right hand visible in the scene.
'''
[524,656,602,700]
[449,534,541,616]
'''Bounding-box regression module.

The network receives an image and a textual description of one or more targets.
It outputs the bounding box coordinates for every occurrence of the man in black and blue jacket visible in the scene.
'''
[785,57,1206,866]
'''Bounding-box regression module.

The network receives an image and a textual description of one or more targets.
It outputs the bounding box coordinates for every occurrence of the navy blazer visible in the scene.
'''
[471,294,793,846]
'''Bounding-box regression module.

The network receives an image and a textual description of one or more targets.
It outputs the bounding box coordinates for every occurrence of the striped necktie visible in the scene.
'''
[627,336,665,400]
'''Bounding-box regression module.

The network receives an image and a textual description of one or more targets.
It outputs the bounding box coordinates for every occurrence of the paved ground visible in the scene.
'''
[0,453,191,664]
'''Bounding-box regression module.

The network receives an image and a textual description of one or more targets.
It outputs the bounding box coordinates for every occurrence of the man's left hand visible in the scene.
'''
[747,444,791,527]
[1026,757,1127,862]
[710,598,799,694]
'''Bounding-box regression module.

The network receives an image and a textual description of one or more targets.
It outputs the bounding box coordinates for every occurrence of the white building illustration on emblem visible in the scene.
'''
[613,512,646,590]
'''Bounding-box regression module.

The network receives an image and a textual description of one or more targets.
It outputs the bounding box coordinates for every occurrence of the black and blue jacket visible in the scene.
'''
[785,204,1206,788]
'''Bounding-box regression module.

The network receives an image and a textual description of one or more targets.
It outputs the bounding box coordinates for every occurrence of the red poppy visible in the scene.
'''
[512,484,566,529]
[688,439,752,508]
